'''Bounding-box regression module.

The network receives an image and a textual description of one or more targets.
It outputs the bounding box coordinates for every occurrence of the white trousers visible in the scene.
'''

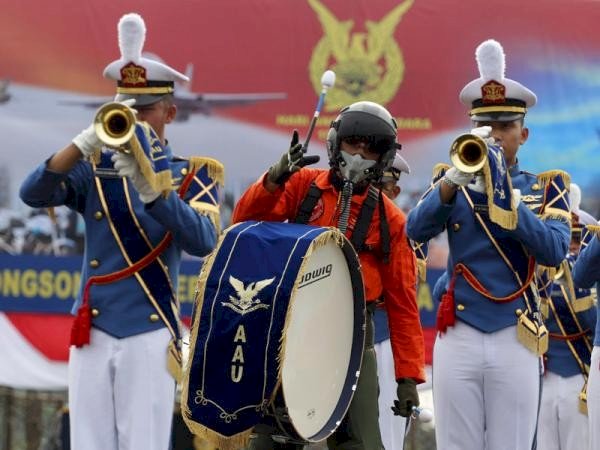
[433,322,540,450]
[537,372,588,450]
[375,339,407,450]
[68,327,176,450]
[588,347,600,450]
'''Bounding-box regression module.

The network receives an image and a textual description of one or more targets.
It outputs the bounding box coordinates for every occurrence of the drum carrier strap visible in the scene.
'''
[294,182,390,263]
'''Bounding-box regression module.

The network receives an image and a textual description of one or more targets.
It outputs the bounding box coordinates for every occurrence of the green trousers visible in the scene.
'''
[246,309,384,450]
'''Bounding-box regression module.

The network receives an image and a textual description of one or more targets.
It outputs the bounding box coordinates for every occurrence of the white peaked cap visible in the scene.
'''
[102,13,188,104]
[459,39,537,121]
[381,151,410,182]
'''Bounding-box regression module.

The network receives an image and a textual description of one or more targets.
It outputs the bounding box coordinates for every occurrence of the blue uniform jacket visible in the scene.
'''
[19,147,216,338]
[406,164,570,333]
[573,237,600,346]
[544,280,596,377]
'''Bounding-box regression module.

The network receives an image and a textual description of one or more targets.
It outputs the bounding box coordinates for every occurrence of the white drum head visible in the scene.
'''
[281,240,357,440]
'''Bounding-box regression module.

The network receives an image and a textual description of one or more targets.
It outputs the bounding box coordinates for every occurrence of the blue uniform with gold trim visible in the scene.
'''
[545,271,596,377]
[407,164,570,332]
[574,234,600,346]
[19,146,217,338]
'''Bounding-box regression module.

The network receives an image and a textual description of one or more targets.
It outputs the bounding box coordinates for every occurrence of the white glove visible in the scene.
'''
[111,153,160,204]
[512,188,521,208]
[470,126,495,145]
[469,174,486,193]
[444,166,473,187]
[72,124,102,158]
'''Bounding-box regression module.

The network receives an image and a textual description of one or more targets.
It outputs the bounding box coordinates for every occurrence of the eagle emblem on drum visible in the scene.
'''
[221,275,275,315]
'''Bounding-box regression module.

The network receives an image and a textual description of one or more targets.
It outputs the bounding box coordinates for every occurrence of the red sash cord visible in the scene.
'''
[435,257,535,334]
[71,170,195,347]
[549,329,591,341]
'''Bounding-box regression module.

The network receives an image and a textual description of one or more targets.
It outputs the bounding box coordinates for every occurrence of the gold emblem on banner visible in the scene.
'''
[307,0,413,110]
[221,276,274,315]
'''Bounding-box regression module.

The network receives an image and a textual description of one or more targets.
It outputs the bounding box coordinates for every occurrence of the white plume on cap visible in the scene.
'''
[476,39,505,81]
[103,13,188,83]
[570,183,581,213]
[118,13,146,63]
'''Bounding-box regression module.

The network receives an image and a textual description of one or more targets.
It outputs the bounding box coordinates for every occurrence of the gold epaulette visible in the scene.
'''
[537,170,571,189]
[188,156,225,186]
[431,163,450,183]
[586,225,600,239]
[184,156,225,233]
[536,169,571,223]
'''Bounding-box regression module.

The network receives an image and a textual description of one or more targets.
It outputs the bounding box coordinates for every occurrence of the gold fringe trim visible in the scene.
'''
[585,225,600,239]
[431,163,450,182]
[129,123,172,196]
[189,156,225,186]
[191,208,222,236]
[541,210,572,223]
[416,259,427,283]
[482,158,518,230]
[181,227,236,449]
[277,228,347,383]
[181,414,253,450]
[537,170,571,189]
[90,149,102,165]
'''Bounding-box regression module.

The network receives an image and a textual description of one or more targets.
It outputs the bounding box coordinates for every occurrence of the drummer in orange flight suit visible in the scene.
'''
[232,101,425,450]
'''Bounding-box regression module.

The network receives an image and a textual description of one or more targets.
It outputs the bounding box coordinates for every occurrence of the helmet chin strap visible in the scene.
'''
[338,151,377,184]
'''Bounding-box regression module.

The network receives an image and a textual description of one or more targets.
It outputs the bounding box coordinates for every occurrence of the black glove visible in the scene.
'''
[392,377,419,417]
[267,130,320,185]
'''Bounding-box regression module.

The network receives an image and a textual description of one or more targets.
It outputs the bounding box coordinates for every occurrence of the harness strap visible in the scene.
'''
[378,190,391,264]
[350,185,379,251]
[294,182,390,261]
[293,182,322,224]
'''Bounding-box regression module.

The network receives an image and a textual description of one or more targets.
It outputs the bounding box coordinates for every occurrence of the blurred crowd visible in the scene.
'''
[0,206,84,256]
[0,184,450,266]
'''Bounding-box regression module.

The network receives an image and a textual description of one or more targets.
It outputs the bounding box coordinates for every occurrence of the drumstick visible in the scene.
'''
[404,406,433,438]
[302,70,336,153]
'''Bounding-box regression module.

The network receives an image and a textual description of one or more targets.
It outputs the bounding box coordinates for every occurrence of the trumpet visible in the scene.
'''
[449,133,488,173]
[93,101,137,148]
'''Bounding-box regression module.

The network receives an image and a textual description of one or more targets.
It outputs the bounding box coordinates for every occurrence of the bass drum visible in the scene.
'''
[182,221,365,448]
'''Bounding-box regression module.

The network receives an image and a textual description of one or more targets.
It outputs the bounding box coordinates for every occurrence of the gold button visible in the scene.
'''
[89,259,100,268]
[532,183,540,191]
[149,314,160,322]
[94,211,103,220]
[515,308,523,317]
[91,308,100,317]
[452,223,461,232]
[457,304,465,311]
[180,167,188,176]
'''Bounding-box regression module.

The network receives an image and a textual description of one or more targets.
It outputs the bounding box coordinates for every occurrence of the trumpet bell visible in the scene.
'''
[449,133,488,173]
[93,102,136,148]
